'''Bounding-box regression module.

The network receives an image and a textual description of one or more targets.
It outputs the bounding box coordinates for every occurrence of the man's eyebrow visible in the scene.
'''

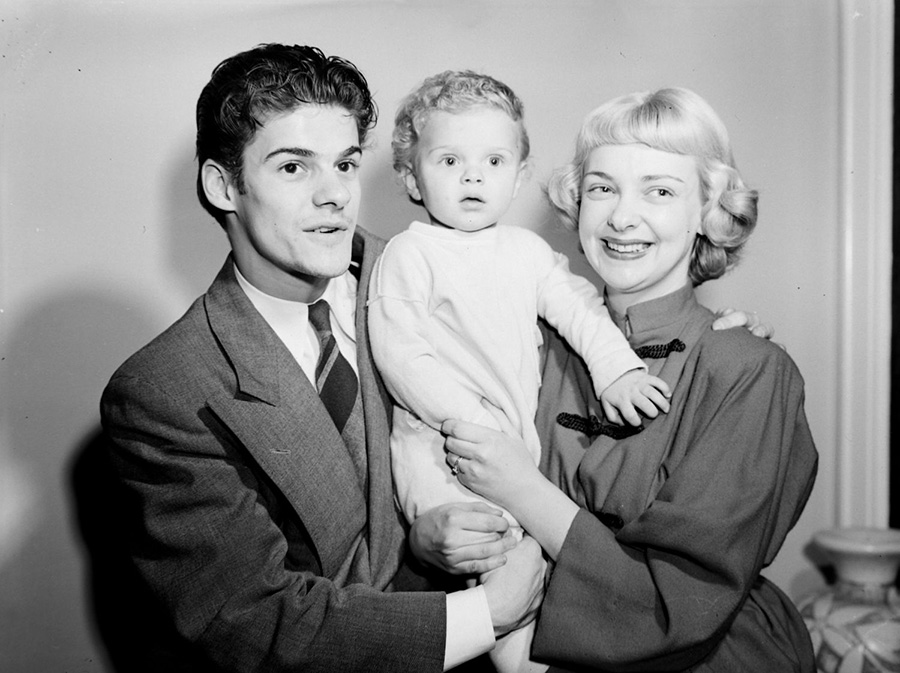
[264,145,363,162]
[264,147,314,162]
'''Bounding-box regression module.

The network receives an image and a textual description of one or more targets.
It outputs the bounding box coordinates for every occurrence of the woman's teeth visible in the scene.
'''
[605,240,649,253]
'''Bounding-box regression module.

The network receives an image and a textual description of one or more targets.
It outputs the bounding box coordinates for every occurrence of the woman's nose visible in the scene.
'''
[607,197,640,230]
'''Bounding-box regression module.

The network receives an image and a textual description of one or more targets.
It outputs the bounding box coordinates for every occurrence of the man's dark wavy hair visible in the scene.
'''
[195,43,378,225]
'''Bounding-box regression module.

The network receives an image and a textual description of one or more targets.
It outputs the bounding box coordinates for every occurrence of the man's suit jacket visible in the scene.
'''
[100,228,446,672]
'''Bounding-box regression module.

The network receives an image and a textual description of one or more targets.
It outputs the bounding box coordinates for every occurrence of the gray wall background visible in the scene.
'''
[0,1,868,670]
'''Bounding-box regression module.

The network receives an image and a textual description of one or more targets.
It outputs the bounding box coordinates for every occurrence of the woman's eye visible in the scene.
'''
[282,163,300,175]
[648,187,675,200]
[337,160,359,173]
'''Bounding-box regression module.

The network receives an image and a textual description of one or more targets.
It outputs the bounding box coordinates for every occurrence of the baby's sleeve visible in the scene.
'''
[529,234,645,397]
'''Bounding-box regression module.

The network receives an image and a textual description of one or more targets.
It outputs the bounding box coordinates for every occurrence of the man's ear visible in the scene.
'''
[201,159,238,213]
[400,166,423,203]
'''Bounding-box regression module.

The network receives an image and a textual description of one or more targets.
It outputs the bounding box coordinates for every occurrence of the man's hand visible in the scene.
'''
[409,502,516,575]
[481,535,545,637]
[712,307,774,339]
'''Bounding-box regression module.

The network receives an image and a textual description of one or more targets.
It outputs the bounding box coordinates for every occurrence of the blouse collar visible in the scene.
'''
[608,284,699,342]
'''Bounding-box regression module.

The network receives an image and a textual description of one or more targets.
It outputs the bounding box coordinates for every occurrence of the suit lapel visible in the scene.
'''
[203,258,366,579]
[351,230,408,587]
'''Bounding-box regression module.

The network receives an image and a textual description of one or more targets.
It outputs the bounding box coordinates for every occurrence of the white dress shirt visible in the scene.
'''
[234,264,359,384]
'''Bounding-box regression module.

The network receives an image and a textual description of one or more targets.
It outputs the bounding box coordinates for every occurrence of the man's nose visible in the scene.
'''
[314,172,352,208]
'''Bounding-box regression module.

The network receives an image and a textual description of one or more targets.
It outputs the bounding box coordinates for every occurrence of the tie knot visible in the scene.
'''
[308,299,332,335]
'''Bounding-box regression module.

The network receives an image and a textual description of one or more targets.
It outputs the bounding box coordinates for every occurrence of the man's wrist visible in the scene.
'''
[443,586,494,670]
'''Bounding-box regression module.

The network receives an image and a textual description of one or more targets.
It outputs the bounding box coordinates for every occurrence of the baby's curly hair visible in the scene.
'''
[392,70,530,177]
[548,87,757,286]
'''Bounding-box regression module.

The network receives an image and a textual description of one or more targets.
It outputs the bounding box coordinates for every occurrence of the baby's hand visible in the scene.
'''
[600,370,671,426]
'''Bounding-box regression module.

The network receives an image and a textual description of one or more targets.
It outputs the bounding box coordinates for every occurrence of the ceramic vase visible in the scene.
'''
[799,527,900,673]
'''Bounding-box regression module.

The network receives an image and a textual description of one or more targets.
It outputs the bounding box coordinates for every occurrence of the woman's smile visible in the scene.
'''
[578,143,702,312]
[602,238,652,256]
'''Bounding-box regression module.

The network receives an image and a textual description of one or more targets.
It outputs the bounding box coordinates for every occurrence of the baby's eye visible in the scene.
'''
[488,156,503,167]
[442,157,457,167]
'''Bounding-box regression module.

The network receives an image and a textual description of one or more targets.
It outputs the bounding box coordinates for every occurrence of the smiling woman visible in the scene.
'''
[577,143,703,311]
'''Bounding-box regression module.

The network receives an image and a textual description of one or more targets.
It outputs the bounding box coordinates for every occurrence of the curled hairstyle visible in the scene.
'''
[195,43,377,225]
[391,70,530,177]
[548,87,758,286]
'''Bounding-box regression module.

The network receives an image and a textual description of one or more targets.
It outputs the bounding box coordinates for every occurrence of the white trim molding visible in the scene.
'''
[835,0,894,527]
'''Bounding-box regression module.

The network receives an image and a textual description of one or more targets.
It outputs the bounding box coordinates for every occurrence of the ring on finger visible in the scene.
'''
[450,454,462,476]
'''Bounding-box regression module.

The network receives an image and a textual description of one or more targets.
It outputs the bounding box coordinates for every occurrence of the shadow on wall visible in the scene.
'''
[0,287,174,668]
[69,430,206,672]
[0,449,36,573]
[164,140,231,301]
[63,142,229,671]
[0,133,233,667]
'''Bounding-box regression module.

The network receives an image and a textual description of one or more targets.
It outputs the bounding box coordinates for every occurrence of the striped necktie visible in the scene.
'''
[308,299,358,434]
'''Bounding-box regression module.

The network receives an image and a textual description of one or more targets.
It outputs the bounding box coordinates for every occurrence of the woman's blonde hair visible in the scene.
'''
[548,87,758,285]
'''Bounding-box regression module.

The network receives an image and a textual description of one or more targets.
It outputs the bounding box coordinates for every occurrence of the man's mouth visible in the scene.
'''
[308,222,348,234]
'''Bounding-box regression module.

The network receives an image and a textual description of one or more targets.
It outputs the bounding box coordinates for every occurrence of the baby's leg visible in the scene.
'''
[490,621,549,673]
[484,526,546,672]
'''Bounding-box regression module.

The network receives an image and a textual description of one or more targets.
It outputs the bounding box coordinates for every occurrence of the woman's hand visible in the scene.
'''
[444,400,581,561]
[442,415,543,512]
[409,502,516,575]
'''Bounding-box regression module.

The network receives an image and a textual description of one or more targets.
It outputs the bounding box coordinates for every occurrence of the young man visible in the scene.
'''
[100,43,542,672]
